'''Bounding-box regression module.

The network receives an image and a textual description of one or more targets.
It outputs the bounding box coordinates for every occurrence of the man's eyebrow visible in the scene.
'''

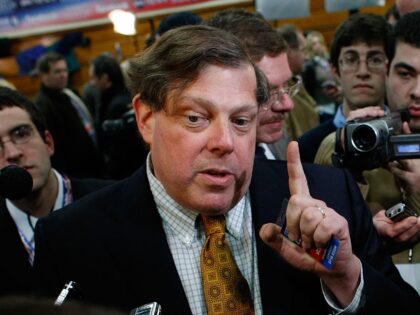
[342,49,384,56]
[393,61,417,73]
[7,124,31,134]
[179,95,258,111]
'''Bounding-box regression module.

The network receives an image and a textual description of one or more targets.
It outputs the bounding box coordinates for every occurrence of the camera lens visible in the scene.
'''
[352,125,377,152]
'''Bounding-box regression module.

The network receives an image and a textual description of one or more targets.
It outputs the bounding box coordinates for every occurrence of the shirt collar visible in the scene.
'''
[333,104,346,128]
[146,154,247,246]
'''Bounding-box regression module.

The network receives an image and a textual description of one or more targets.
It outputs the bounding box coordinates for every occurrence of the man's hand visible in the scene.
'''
[259,141,361,307]
[373,210,420,245]
[345,106,385,122]
[389,122,420,195]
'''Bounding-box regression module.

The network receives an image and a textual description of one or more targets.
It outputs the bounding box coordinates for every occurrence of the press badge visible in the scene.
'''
[276,198,340,270]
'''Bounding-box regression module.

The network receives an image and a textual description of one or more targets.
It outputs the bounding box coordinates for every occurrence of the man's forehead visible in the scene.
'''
[256,53,291,87]
[392,42,420,70]
[395,41,420,57]
[0,106,33,133]
[165,64,258,111]
[50,60,66,70]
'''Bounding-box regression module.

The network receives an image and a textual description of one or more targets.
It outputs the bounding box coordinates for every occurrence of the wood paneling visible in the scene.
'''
[0,0,394,100]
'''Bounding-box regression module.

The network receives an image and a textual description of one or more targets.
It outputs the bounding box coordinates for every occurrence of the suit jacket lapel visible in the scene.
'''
[101,167,192,314]
[0,199,33,295]
[249,160,330,314]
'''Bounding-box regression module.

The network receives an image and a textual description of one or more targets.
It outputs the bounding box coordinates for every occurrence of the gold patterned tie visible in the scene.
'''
[200,215,255,315]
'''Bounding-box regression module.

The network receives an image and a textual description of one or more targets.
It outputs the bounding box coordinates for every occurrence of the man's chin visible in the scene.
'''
[257,131,283,144]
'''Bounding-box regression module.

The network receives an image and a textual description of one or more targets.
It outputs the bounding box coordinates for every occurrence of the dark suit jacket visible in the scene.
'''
[0,177,114,297]
[35,85,105,178]
[33,161,419,314]
[297,119,336,163]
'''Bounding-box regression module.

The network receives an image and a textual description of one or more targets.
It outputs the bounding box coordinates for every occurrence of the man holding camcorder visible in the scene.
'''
[316,12,420,293]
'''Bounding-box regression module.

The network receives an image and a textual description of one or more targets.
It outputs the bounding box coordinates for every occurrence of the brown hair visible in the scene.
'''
[127,25,269,111]
[206,9,287,62]
[36,52,66,74]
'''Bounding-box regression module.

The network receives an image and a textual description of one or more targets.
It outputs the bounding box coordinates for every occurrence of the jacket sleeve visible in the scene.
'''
[341,169,420,314]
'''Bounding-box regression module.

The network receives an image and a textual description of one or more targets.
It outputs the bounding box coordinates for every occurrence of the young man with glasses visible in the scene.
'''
[0,87,113,297]
[207,9,296,160]
[314,13,420,293]
[298,13,392,163]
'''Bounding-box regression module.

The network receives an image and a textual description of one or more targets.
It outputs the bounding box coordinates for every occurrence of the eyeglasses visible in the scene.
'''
[264,76,301,110]
[339,53,388,73]
[0,125,34,157]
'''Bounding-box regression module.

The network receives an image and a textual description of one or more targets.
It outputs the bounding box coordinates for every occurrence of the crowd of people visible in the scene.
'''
[0,1,420,314]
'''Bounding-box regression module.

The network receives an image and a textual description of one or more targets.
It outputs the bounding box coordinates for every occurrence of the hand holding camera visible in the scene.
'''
[373,204,420,248]
[388,123,420,195]
[332,107,420,171]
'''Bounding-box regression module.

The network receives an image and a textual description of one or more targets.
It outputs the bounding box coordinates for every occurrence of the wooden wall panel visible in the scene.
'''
[0,0,393,100]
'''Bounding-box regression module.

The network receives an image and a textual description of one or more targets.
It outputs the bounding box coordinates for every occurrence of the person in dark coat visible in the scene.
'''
[34,52,105,178]
[89,54,147,179]
[0,87,113,296]
[33,26,419,314]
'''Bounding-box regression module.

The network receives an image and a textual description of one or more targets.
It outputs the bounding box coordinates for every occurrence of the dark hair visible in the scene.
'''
[330,13,393,71]
[36,52,66,74]
[157,11,202,35]
[127,25,269,111]
[385,4,400,22]
[91,54,126,91]
[277,24,301,49]
[389,10,420,61]
[206,9,287,62]
[0,87,47,140]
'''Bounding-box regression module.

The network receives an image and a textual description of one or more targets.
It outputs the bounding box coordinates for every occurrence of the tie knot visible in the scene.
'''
[202,215,226,236]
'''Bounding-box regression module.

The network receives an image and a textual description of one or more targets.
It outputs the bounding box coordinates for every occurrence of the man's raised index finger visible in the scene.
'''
[287,141,310,196]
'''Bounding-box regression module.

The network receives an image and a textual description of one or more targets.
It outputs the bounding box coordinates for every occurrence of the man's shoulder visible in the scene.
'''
[70,177,116,199]
[314,131,336,166]
[299,119,336,142]
[41,168,148,227]
[253,159,347,186]
[297,119,337,163]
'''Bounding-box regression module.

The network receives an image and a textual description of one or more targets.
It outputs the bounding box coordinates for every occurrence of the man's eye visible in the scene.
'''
[233,118,249,126]
[397,70,411,79]
[13,126,31,139]
[345,56,357,64]
[187,115,200,123]
[185,114,208,127]
[369,56,384,65]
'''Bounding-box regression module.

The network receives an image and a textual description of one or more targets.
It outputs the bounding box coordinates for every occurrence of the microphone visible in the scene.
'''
[0,165,33,199]
[102,109,136,135]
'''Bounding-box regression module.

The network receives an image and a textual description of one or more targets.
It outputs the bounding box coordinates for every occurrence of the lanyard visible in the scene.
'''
[19,175,73,265]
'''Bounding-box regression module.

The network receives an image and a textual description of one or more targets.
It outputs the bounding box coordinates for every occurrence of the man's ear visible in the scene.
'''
[44,130,55,157]
[331,64,340,78]
[133,94,154,145]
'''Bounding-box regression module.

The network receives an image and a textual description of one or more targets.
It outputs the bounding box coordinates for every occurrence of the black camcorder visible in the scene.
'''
[102,109,137,135]
[332,110,420,170]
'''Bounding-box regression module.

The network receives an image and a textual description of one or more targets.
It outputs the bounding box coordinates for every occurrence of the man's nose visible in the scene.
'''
[272,93,294,112]
[208,120,234,154]
[356,60,370,78]
[2,140,23,162]
[410,76,420,100]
